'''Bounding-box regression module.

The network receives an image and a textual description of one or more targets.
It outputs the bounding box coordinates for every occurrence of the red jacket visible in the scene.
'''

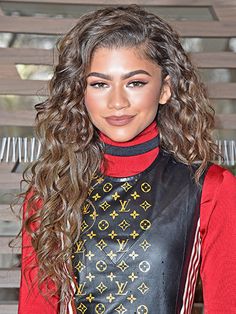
[18,164,236,313]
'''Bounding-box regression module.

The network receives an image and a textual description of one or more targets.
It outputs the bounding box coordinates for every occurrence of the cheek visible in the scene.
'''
[138,83,161,102]
[84,89,108,113]
[84,92,97,116]
[140,89,160,112]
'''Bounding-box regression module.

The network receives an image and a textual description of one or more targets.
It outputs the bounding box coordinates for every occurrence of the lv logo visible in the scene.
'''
[76,282,86,296]
[119,199,131,213]
[74,240,86,253]
[115,281,128,295]
[117,239,129,253]
[83,202,90,214]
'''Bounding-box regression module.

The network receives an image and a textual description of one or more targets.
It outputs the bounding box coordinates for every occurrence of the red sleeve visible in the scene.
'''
[18,192,59,314]
[200,164,236,313]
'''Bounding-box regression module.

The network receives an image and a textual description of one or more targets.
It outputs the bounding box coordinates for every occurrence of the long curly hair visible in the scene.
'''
[21,4,217,311]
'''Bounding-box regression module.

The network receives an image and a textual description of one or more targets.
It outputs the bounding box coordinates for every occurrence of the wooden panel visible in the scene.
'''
[0,79,47,96]
[1,16,236,37]
[0,48,55,65]
[0,0,214,6]
[0,303,18,314]
[0,110,35,126]
[0,163,15,173]
[0,269,20,288]
[215,114,236,129]
[2,0,236,6]
[207,83,236,99]
[214,6,236,21]
[1,48,236,69]
[0,65,20,79]
[191,52,236,69]
[212,0,236,4]
[172,21,236,37]
[0,15,76,35]
[0,205,19,221]
[0,237,21,254]
[0,172,23,190]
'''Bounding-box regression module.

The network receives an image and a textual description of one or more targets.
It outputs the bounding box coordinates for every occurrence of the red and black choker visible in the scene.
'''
[104,135,160,157]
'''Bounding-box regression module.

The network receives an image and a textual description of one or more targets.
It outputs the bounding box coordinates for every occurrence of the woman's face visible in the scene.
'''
[84,47,171,142]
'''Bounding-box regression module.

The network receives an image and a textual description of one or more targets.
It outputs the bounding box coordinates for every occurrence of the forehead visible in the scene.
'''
[88,46,161,73]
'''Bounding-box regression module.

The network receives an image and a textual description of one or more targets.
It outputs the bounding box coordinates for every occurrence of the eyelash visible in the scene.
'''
[89,82,108,88]
[129,81,148,88]
[89,80,148,89]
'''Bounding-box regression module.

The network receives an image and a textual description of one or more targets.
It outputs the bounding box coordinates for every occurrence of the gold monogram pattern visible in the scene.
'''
[77,303,87,314]
[73,176,154,313]
[115,304,127,314]
[95,303,106,314]
[138,283,149,295]
[137,304,149,314]
[96,282,108,294]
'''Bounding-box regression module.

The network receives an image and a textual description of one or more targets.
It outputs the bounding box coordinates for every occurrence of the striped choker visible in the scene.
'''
[104,135,160,157]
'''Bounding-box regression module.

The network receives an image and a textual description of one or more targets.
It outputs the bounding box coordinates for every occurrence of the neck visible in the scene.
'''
[100,121,159,177]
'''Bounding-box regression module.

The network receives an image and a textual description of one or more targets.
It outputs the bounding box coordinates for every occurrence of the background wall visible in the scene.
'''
[0,1,236,313]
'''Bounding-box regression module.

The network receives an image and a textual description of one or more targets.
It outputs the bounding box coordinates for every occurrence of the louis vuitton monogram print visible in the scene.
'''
[72,174,157,314]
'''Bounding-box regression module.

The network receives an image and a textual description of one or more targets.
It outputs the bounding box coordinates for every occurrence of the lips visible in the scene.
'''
[105,115,135,126]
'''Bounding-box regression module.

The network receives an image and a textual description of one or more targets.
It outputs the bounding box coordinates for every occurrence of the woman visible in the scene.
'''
[18,5,236,314]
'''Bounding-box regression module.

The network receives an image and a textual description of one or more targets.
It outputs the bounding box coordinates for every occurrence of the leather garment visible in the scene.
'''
[72,151,207,314]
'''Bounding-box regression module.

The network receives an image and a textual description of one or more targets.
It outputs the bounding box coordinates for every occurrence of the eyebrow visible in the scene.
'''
[87,70,152,80]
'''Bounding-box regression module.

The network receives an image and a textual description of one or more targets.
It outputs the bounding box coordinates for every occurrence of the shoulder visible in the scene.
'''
[200,164,236,238]
[202,164,236,203]
[205,163,234,181]
[200,165,236,311]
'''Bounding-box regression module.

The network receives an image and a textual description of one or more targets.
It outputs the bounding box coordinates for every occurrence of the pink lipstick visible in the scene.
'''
[105,115,135,126]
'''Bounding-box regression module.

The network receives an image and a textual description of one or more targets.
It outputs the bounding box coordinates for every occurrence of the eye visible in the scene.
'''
[89,82,108,89]
[128,80,148,88]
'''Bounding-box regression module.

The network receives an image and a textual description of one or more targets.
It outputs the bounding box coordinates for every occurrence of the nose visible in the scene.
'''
[107,86,130,110]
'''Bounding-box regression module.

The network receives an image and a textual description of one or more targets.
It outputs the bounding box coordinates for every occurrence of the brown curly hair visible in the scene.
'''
[21,4,217,311]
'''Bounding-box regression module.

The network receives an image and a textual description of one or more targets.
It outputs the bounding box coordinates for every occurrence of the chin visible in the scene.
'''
[108,133,136,143]
[112,138,132,143]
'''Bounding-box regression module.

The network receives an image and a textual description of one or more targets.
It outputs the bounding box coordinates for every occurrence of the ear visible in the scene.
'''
[159,75,171,105]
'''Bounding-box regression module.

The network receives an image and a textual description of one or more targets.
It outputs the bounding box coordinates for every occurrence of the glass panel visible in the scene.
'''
[199,69,236,83]
[0,33,12,48]
[16,64,53,80]
[0,33,58,49]
[13,34,59,49]
[182,38,236,53]
[213,100,236,114]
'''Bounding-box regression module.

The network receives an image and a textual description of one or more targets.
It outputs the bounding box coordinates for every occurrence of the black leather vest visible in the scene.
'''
[72,151,206,314]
